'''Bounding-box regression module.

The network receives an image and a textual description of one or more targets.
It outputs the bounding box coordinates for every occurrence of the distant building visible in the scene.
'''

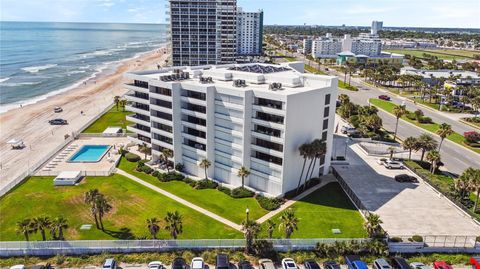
[303,39,313,54]
[237,8,264,56]
[312,37,343,58]
[371,21,383,35]
[400,67,480,86]
[336,51,403,65]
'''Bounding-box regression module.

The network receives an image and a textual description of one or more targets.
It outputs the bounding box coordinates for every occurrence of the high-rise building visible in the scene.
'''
[124,62,338,196]
[371,21,383,35]
[302,39,313,54]
[169,0,237,66]
[312,38,342,58]
[237,8,263,56]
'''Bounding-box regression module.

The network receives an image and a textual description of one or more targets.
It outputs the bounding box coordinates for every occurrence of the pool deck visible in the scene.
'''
[35,136,129,176]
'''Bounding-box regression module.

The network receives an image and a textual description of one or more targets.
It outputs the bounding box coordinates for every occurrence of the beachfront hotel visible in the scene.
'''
[123,62,338,196]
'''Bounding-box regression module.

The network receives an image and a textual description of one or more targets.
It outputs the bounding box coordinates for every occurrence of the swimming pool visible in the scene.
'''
[68,145,110,163]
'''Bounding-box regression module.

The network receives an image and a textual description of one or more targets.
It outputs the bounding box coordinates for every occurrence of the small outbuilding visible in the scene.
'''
[102,126,123,137]
[54,171,82,186]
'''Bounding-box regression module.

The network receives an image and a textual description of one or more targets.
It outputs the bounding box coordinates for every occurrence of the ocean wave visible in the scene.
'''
[1,81,42,87]
[0,77,10,83]
[67,70,87,75]
[21,64,58,73]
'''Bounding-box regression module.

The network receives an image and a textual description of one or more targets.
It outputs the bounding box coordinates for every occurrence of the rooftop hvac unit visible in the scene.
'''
[233,79,246,87]
[199,76,213,84]
[269,82,283,91]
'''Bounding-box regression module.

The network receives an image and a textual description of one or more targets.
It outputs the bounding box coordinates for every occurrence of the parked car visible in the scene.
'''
[410,262,432,269]
[378,95,391,101]
[48,118,68,125]
[341,125,358,135]
[10,265,26,269]
[374,259,393,269]
[383,159,404,169]
[433,261,453,269]
[390,257,410,269]
[282,258,299,269]
[323,261,341,269]
[102,258,117,269]
[191,257,205,269]
[345,255,368,269]
[172,258,187,269]
[259,259,276,269]
[304,260,321,269]
[238,260,254,269]
[148,261,164,269]
[216,254,229,269]
[470,257,480,269]
[30,265,52,269]
[395,174,418,183]
[53,106,63,113]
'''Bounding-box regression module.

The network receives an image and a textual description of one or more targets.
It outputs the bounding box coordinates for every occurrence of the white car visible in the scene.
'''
[282,258,299,269]
[148,261,164,269]
[383,159,404,169]
[410,262,432,269]
[191,257,205,269]
[341,125,357,135]
[10,265,26,269]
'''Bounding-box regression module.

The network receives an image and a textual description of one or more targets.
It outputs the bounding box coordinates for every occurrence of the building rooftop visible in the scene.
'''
[125,62,336,96]
[401,67,479,79]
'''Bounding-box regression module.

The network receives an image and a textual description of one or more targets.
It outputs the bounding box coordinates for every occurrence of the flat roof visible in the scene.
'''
[103,126,122,134]
[56,171,81,179]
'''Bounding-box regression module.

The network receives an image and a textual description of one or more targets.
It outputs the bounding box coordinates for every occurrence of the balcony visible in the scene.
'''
[125,83,149,94]
[151,127,173,139]
[127,125,151,138]
[252,104,286,116]
[181,108,206,119]
[125,94,149,105]
[125,104,150,116]
[126,115,150,126]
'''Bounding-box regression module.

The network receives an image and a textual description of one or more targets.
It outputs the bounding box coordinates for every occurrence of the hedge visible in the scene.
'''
[125,153,141,162]
[217,186,231,196]
[256,196,282,210]
[231,187,255,198]
[195,179,218,189]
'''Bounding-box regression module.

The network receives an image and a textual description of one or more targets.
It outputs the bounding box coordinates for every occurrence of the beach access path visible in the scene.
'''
[0,48,169,194]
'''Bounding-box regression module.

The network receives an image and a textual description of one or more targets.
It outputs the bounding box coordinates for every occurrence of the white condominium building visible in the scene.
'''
[237,8,263,56]
[169,0,237,66]
[371,21,383,35]
[124,63,338,196]
[303,39,313,54]
[312,37,342,58]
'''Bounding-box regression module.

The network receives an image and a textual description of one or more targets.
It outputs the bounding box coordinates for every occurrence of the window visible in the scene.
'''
[322,131,327,141]
[324,106,330,118]
[325,94,331,105]
[323,119,329,130]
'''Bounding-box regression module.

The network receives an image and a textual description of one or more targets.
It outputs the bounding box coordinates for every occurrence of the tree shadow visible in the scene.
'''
[103,227,135,239]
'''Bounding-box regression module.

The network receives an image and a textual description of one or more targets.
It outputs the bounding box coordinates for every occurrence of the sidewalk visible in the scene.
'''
[117,169,242,231]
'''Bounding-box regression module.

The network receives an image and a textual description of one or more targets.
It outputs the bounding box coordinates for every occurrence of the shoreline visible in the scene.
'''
[0,46,167,114]
[0,46,170,192]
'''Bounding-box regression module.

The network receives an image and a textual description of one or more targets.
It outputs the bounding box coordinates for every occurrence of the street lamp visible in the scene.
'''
[246,207,250,222]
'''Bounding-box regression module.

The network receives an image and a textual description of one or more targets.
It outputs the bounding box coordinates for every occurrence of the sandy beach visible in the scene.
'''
[0,47,169,193]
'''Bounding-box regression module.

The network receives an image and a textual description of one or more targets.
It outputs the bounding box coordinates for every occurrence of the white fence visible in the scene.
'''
[0,238,370,256]
[0,104,115,197]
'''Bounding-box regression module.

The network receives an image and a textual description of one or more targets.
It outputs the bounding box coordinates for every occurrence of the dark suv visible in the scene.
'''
[49,118,68,125]
[216,254,229,269]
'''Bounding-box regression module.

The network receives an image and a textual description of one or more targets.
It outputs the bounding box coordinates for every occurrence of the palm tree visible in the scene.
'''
[305,139,327,190]
[161,148,174,172]
[455,175,470,200]
[84,189,101,229]
[463,168,480,212]
[278,208,298,238]
[338,94,350,105]
[241,219,261,254]
[114,95,120,110]
[296,143,311,192]
[387,146,395,160]
[199,159,211,180]
[50,217,68,240]
[402,137,417,160]
[426,150,441,174]
[96,195,112,231]
[416,134,438,162]
[139,143,149,160]
[146,218,160,239]
[15,219,33,241]
[364,213,383,238]
[392,105,407,140]
[266,219,276,239]
[119,99,127,112]
[164,211,183,239]
[237,166,251,188]
[31,216,51,241]
[436,123,453,151]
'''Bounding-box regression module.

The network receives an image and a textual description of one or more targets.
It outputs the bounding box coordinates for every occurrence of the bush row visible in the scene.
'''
[256,195,282,211]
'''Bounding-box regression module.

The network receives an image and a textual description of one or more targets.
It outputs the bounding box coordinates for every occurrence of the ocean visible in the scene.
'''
[0,21,168,113]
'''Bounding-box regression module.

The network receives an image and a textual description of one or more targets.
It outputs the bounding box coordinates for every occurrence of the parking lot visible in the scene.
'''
[332,135,480,237]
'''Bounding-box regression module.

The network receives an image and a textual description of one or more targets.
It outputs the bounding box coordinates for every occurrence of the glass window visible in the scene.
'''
[325,94,331,105]
[323,119,329,130]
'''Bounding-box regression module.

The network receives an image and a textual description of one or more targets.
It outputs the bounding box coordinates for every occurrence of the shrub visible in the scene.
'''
[256,196,282,211]
[195,179,218,189]
[414,109,424,120]
[389,237,403,242]
[217,186,231,196]
[409,235,424,242]
[183,177,197,187]
[464,131,480,143]
[175,163,184,172]
[418,116,432,124]
[136,162,145,169]
[125,153,141,162]
[252,240,277,258]
[406,113,417,121]
[348,115,360,128]
[140,165,153,174]
[164,172,185,181]
[231,187,255,198]
[152,170,160,177]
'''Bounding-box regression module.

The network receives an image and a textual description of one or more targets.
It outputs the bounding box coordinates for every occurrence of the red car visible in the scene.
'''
[378,95,391,101]
[470,257,480,269]
[433,261,453,269]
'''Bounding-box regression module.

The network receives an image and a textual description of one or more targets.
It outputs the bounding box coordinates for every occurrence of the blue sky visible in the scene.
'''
[1,0,479,28]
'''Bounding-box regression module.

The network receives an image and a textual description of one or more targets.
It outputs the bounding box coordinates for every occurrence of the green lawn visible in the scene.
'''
[304,64,327,75]
[369,98,480,154]
[118,158,268,224]
[82,106,133,133]
[260,182,367,238]
[384,49,475,61]
[338,80,358,91]
[0,175,241,241]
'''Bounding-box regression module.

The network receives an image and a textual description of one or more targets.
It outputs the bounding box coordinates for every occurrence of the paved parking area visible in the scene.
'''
[332,135,480,237]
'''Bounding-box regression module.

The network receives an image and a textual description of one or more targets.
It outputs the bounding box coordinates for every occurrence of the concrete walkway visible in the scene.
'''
[256,175,336,223]
[116,169,242,231]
